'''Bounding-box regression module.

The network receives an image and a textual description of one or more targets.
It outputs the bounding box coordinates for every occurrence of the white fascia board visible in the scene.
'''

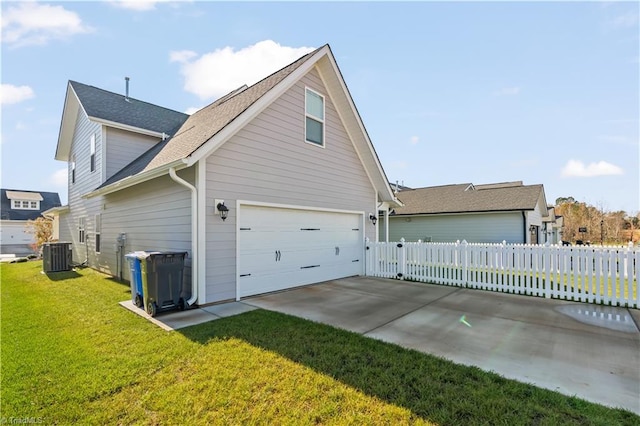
[89,117,166,138]
[183,46,332,167]
[538,190,550,218]
[42,205,70,217]
[55,84,84,161]
[82,159,188,198]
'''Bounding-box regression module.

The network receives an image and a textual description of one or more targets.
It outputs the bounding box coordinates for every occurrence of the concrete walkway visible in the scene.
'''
[244,276,640,414]
[119,299,257,331]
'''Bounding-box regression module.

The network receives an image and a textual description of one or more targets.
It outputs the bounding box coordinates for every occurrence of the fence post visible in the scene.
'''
[461,240,468,287]
[365,237,370,276]
[397,238,406,280]
[543,241,552,299]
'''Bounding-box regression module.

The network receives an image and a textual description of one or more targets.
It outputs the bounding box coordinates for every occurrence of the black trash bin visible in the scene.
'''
[139,251,188,317]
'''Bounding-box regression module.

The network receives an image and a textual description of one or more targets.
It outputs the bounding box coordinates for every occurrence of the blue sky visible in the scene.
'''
[1,1,638,214]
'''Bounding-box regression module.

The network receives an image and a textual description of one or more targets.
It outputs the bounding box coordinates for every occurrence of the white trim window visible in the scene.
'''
[94,214,101,253]
[78,217,85,244]
[305,87,325,147]
[11,200,40,210]
[90,134,96,173]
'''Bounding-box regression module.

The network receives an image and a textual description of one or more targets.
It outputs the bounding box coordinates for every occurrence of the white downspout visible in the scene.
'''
[169,167,198,306]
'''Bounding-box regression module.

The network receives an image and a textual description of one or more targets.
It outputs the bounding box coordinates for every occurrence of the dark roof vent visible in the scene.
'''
[125,76,130,102]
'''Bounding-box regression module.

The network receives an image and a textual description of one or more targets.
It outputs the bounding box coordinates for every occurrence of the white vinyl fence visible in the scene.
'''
[365,239,639,309]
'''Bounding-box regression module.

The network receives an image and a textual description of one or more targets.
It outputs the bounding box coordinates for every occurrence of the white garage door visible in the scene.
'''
[238,205,363,298]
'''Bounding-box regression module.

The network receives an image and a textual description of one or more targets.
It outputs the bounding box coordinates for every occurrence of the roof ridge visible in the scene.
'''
[409,183,471,191]
[1,188,59,194]
[69,80,188,117]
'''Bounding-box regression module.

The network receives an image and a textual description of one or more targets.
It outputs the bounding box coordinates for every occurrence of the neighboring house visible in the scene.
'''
[0,189,62,255]
[542,206,564,244]
[381,181,550,244]
[50,44,399,306]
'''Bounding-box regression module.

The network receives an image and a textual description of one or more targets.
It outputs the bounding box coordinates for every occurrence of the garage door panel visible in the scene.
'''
[238,205,364,298]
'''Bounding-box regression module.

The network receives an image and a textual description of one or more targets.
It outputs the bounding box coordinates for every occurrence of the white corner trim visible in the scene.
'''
[197,159,207,305]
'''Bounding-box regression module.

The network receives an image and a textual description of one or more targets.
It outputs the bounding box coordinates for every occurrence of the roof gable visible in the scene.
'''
[395,182,547,215]
[0,188,61,221]
[90,44,398,204]
[55,81,188,161]
[94,49,319,190]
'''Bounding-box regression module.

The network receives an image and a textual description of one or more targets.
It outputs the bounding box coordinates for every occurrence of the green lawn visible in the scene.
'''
[2,262,638,425]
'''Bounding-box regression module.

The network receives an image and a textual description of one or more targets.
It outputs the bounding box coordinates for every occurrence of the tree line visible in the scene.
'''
[555,197,639,245]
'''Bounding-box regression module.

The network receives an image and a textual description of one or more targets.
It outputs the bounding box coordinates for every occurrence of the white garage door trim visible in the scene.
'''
[236,200,365,300]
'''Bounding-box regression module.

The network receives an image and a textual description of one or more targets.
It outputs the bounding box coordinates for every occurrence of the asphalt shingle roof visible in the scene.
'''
[0,189,61,221]
[394,182,544,215]
[70,81,189,136]
[98,46,323,189]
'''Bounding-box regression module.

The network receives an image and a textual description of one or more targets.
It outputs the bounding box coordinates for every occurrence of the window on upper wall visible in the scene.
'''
[11,200,39,210]
[78,217,85,244]
[94,214,101,253]
[71,155,76,184]
[90,134,96,172]
[305,88,324,147]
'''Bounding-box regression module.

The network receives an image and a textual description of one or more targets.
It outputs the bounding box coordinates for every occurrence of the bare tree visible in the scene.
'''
[25,217,53,255]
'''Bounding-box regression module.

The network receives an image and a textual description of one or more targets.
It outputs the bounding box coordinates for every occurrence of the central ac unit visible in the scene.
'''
[43,242,72,273]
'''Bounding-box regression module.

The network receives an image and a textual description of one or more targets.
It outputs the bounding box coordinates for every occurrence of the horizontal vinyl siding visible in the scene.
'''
[105,127,161,180]
[101,169,194,284]
[204,68,377,303]
[388,212,524,244]
[67,109,102,265]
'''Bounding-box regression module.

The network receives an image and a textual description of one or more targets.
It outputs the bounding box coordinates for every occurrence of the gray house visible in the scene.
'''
[381,181,550,244]
[50,44,399,306]
[1,189,61,255]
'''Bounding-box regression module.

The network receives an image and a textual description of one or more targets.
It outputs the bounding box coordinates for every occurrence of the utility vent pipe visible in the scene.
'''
[125,77,130,102]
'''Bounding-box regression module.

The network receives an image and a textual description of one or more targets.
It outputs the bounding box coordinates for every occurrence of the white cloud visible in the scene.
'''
[170,50,197,63]
[174,40,315,100]
[409,136,419,145]
[1,84,35,105]
[15,121,27,131]
[492,87,521,96]
[51,168,68,187]
[1,2,92,48]
[110,1,183,11]
[561,159,624,177]
[184,106,201,115]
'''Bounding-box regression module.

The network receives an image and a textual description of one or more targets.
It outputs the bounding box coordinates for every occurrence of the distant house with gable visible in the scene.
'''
[381,181,557,244]
[1,189,62,255]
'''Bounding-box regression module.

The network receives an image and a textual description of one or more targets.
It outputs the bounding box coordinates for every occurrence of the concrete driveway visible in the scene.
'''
[245,276,640,414]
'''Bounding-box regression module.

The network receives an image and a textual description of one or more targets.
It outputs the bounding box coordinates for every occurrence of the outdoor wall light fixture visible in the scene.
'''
[529,225,536,233]
[369,213,377,226]
[216,202,229,221]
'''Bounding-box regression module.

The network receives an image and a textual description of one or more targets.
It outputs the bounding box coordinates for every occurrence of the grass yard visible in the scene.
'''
[2,261,639,425]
